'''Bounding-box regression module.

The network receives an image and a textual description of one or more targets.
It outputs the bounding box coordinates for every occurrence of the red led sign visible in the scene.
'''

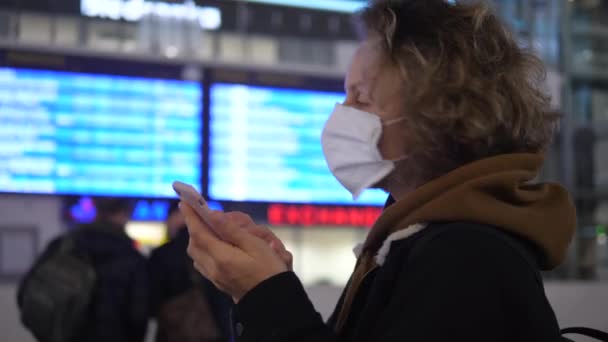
[267,204,383,227]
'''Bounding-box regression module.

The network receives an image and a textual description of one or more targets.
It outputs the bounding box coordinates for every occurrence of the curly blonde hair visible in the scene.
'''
[359,0,558,178]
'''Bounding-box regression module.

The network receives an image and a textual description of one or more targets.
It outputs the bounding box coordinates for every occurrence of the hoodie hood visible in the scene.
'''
[363,153,576,269]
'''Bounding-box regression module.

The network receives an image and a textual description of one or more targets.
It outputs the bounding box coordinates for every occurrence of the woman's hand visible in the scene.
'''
[221,211,293,270]
[180,203,292,301]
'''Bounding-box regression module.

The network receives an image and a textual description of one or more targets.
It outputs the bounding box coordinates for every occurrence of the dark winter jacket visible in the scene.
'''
[19,222,149,342]
[233,222,561,342]
[232,154,576,342]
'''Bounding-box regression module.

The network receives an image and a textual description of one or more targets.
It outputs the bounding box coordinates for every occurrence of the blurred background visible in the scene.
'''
[0,0,607,340]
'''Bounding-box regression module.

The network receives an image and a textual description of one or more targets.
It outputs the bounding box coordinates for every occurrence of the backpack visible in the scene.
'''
[423,224,608,342]
[18,234,97,342]
[155,269,222,342]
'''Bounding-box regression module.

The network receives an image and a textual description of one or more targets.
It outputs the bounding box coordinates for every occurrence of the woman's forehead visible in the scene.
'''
[345,43,383,92]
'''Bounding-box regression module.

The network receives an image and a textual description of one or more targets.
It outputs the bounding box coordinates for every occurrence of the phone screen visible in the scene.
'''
[172,181,214,228]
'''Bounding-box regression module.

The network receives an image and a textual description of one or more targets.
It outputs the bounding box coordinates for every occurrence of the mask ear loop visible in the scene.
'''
[389,155,409,163]
[382,116,407,126]
[381,116,408,162]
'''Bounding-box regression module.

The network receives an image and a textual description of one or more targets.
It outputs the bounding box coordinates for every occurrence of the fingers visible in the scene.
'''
[183,204,292,267]
[192,261,209,278]
[181,202,233,256]
[187,238,213,275]
[193,261,225,293]
[280,248,293,270]
[204,209,268,253]
[243,225,288,254]
[224,212,282,251]
[191,208,285,253]
[219,211,292,267]
[224,211,255,227]
[183,205,290,301]
[188,239,229,292]
[268,240,288,258]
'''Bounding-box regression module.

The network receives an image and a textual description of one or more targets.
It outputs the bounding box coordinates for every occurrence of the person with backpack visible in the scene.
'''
[179,1,608,341]
[148,201,233,342]
[17,197,149,342]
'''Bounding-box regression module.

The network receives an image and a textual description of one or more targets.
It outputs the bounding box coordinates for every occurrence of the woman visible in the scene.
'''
[181,0,576,341]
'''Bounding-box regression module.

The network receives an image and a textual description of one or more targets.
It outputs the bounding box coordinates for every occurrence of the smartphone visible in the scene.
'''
[172,181,215,229]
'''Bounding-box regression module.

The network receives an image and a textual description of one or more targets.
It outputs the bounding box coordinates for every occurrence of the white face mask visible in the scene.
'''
[321,103,406,199]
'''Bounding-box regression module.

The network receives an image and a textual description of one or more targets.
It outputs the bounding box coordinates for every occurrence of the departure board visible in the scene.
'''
[0,67,202,197]
[209,83,387,206]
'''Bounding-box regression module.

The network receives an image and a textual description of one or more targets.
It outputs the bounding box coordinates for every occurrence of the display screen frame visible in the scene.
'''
[0,48,205,199]
[204,67,389,213]
[239,0,367,13]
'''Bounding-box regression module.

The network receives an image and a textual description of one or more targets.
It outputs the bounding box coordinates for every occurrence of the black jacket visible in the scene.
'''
[19,222,149,342]
[148,228,234,341]
[232,222,562,342]
[76,223,149,342]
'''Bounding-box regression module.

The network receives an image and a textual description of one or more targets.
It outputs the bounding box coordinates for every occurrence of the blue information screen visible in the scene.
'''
[241,0,367,12]
[209,83,387,206]
[0,67,202,197]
